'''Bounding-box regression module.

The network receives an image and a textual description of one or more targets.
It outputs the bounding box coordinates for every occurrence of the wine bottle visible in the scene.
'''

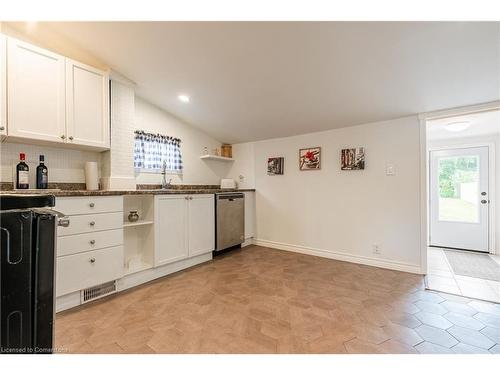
[16,153,29,189]
[36,155,48,189]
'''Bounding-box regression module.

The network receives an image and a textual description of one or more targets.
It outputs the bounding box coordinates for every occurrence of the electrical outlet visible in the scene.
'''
[372,244,380,254]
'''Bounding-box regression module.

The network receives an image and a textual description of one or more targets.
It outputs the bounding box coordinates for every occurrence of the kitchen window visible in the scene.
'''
[133,130,183,173]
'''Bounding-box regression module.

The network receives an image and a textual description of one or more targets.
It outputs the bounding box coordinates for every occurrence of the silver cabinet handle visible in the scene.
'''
[89,258,96,263]
[89,221,95,226]
[89,240,96,245]
[58,217,70,227]
[89,202,95,208]
[60,134,66,139]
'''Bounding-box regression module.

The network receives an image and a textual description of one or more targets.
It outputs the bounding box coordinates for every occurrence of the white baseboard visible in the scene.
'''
[254,239,423,274]
[242,238,254,248]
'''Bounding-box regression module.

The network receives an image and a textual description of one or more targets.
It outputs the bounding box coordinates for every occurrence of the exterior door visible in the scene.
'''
[429,146,489,252]
[7,37,66,143]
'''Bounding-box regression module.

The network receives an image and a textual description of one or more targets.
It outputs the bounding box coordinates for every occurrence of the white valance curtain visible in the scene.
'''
[133,130,183,172]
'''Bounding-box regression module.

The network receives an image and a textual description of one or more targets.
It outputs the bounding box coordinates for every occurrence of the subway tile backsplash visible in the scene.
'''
[0,142,102,185]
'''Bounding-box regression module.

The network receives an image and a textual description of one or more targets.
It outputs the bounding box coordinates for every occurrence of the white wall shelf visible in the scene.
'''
[200,155,235,162]
[123,220,154,228]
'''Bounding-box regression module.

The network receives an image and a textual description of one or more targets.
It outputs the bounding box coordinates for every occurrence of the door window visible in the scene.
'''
[438,155,479,223]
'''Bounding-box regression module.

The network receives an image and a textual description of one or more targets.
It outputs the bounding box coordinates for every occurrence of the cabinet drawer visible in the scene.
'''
[56,246,123,297]
[55,196,123,216]
[57,229,123,257]
[58,212,122,236]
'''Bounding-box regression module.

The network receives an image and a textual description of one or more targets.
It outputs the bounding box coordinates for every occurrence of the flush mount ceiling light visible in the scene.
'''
[444,121,471,132]
[178,94,190,103]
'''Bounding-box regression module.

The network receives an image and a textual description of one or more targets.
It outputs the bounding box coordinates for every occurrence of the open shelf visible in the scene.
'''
[123,195,155,276]
[200,155,235,162]
[124,259,153,275]
[123,220,154,228]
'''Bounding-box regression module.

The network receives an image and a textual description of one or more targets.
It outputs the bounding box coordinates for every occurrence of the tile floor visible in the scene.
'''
[55,246,500,354]
[427,247,500,303]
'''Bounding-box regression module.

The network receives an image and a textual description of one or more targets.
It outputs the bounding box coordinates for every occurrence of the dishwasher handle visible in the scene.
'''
[217,193,244,200]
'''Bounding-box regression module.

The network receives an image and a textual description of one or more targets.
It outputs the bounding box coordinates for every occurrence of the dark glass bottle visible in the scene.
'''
[36,155,48,189]
[16,153,29,189]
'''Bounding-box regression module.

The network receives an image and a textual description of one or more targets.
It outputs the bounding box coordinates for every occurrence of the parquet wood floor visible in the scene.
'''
[55,246,500,354]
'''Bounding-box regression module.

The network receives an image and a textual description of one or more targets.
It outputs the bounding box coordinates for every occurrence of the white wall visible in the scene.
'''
[227,142,256,189]
[234,116,422,273]
[0,141,101,184]
[134,97,227,185]
[429,134,500,252]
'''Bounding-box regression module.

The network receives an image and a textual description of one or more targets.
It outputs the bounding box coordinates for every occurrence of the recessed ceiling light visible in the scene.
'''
[445,121,471,132]
[178,94,190,103]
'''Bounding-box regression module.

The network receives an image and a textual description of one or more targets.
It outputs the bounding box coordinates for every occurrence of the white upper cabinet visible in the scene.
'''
[66,59,109,149]
[188,195,215,257]
[7,37,66,143]
[0,34,6,137]
[3,35,110,150]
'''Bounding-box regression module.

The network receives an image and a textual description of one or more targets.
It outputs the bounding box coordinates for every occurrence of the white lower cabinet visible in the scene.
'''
[155,196,188,266]
[55,196,124,299]
[56,194,217,311]
[155,194,214,267]
[188,195,216,257]
[56,246,123,297]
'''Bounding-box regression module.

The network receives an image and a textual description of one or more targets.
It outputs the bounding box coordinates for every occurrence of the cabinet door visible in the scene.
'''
[66,59,110,149]
[7,37,66,143]
[0,34,6,137]
[155,196,188,266]
[188,195,215,257]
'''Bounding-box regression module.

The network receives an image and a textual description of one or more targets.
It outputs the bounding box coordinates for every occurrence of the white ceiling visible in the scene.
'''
[41,22,500,143]
[427,110,500,141]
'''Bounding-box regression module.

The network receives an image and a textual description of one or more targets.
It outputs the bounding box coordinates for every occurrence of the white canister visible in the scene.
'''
[84,162,99,190]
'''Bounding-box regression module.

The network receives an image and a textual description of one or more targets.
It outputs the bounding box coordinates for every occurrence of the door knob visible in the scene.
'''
[69,136,74,141]
[0,126,5,131]
[60,134,66,139]
[481,200,488,204]
[89,202,95,207]
[89,258,96,263]
[89,240,96,245]
[89,221,95,226]
[481,192,487,196]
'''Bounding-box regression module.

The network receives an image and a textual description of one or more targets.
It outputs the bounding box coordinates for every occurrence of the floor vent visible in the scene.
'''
[81,281,116,303]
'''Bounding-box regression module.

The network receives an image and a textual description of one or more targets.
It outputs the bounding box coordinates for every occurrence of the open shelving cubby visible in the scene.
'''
[123,195,155,275]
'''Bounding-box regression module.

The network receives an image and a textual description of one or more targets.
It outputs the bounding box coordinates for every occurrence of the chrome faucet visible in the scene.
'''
[161,160,172,189]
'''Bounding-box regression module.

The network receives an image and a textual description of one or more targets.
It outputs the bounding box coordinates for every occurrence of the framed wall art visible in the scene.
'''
[267,157,284,175]
[341,147,365,170]
[299,147,321,171]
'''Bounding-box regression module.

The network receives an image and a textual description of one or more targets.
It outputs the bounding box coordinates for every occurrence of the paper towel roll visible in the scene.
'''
[84,162,99,191]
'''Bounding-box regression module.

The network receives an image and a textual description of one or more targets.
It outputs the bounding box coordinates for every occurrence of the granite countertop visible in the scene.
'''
[0,187,255,197]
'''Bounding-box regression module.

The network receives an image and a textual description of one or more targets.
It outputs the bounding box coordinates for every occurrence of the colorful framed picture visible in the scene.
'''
[267,157,284,175]
[299,147,321,171]
[341,147,365,170]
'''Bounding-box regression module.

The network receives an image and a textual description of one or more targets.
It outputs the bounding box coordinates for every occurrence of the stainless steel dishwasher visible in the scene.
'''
[215,192,245,252]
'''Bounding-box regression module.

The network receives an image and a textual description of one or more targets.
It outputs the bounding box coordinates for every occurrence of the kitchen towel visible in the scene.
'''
[84,162,99,190]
